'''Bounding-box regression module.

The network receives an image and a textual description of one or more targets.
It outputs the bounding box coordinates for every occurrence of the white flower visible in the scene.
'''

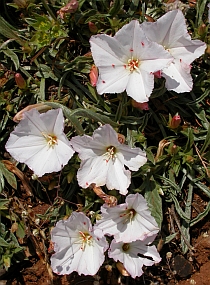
[6,108,74,177]
[71,124,147,195]
[142,10,206,93]
[90,20,173,103]
[95,193,159,243]
[108,235,161,278]
[50,212,108,276]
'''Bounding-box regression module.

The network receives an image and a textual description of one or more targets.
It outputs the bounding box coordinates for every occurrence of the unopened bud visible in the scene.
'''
[57,0,79,19]
[131,99,149,110]
[117,133,125,144]
[153,70,162,78]
[13,103,52,122]
[116,262,130,276]
[15,73,26,89]
[89,65,98,87]
[105,265,112,272]
[11,222,18,233]
[169,114,181,129]
[88,22,98,34]
[198,24,206,36]
[13,0,27,8]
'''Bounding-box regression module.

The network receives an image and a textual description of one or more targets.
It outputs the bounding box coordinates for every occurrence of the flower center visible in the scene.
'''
[122,243,130,252]
[79,231,93,251]
[42,132,58,148]
[104,146,116,163]
[120,208,136,223]
[127,57,140,72]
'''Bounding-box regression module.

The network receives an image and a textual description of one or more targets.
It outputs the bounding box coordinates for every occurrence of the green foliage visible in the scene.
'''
[0,0,209,277]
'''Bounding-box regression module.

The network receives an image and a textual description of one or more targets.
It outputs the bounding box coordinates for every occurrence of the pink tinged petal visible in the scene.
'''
[118,144,147,171]
[126,70,154,103]
[162,59,193,92]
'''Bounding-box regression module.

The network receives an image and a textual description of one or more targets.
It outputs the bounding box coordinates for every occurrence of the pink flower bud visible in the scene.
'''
[57,0,79,19]
[88,22,98,34]
[131,99,149,110]
[153,70,162,78]
[169,114,181,129]
[89,65,98,87]
[117,133,125,144]
[15,73,26,89]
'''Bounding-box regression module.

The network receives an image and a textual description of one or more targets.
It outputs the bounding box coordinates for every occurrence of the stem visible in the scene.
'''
[41,0,57,21]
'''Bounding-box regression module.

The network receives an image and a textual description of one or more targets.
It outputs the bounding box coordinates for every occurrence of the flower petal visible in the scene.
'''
[118,144,147,171]
[76,155,108,188]
[142,10,187,48]
[106,154,131,195]
[51,212,108,276]
[162,59,193,92]
[6,108,74,176]
[108,237,161,278]
[39,108,65,134]
[96,66,129,94]
[169,38,206,64]
[96,193,159,242]
[126,70,154,102]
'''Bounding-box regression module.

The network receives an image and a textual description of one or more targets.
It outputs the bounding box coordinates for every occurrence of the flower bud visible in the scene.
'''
[88,22,98,34]
[131,99,149,110]
[169,113,181,129]
[198,24,206,37]
[153,70,162,78]
[89,65,98,87]
[57,0,79,19]
[15,73,26,89]
[117,133,125,144]
[116,262,130,276]
[13,103,52,122]
[13,0,27,8]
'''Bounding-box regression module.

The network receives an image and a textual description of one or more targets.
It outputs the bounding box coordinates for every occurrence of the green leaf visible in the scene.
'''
[183,128,194,153]
[200,125,210,154]
[71,108,119,127]
[146,147,155,165]
[0,198,9,210]
[44,102,84,135]
[108,0,125,16]
[181,181,193,254]
[0,16,26,46]
[0,161,17,193]
[144,176,163,229]
[190,201,210,227]
[0,237,9,247]
[16,221,26,239]
[2,49,19,70]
